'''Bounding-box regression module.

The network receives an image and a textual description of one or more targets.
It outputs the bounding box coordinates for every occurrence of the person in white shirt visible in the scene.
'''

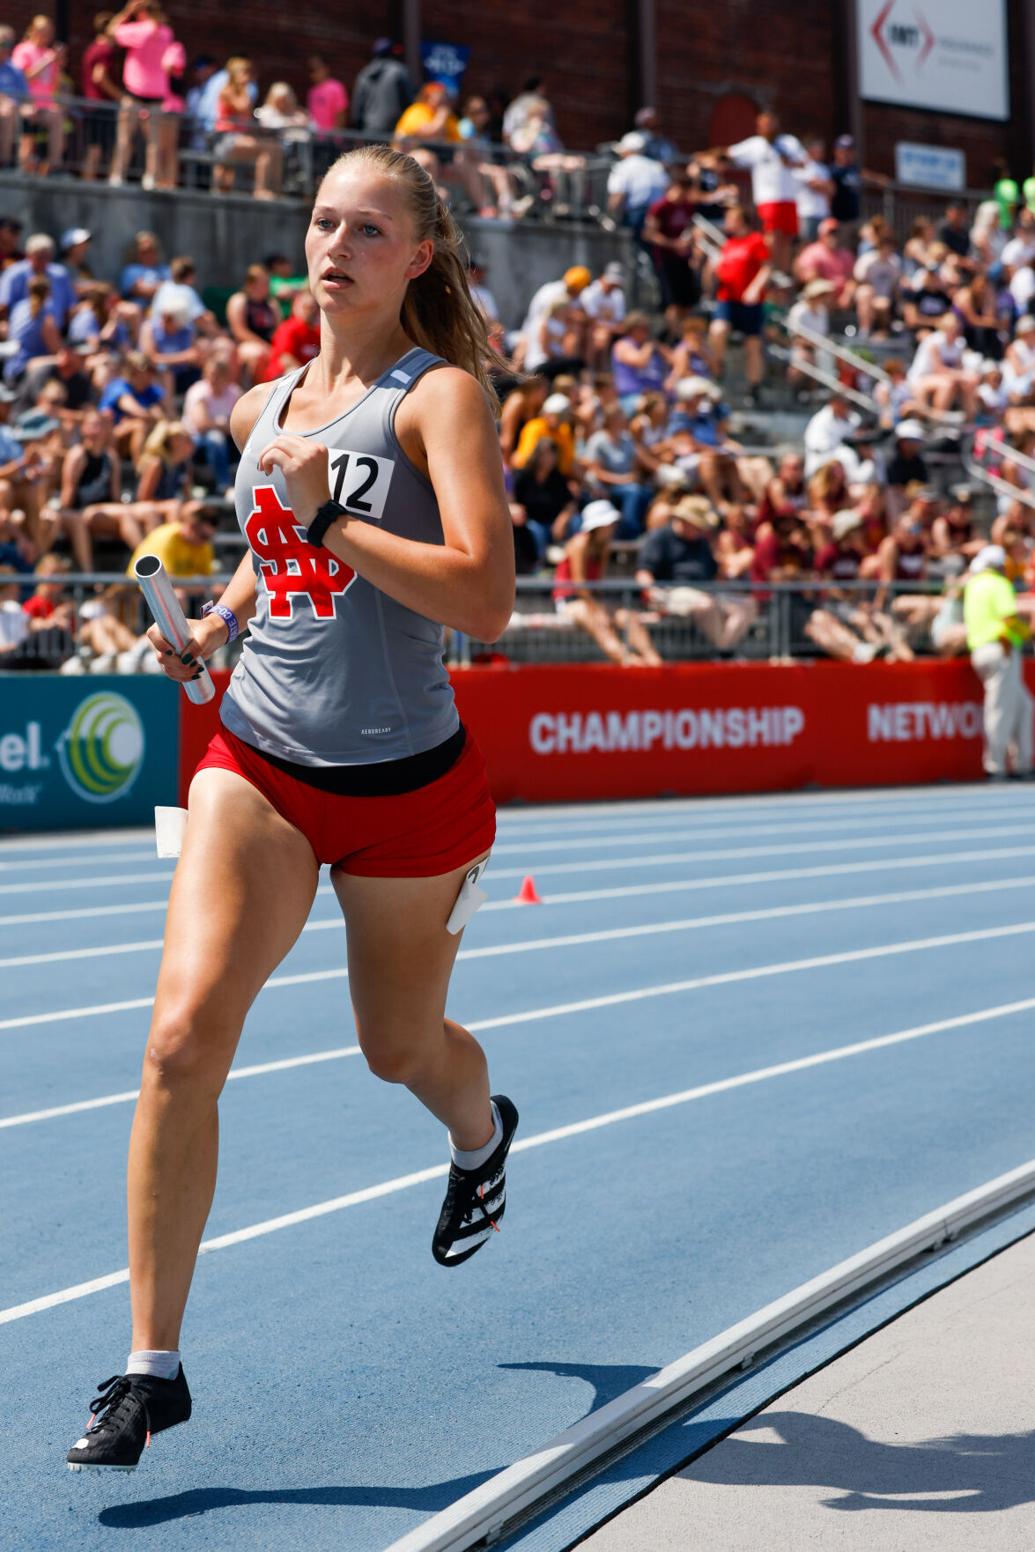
[804,392,869,480]
[580,263,627,369]
[1001,216,1035,274]
[516,265,591,366]
[606,132,669,238]
[794,136,833,242]
[181,354,242,495]
[466,256,499,324]
[787,278,835,381]
[707,111,806,272]
[908,312,979,418]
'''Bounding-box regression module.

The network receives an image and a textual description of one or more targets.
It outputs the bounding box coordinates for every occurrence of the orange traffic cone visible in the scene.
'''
[515,875,543,905]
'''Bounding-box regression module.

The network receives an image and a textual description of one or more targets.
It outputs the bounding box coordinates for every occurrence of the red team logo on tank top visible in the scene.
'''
[245,486,356,621]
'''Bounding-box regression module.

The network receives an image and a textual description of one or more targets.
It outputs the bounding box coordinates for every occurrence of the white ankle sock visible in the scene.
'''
[126,1349,181,1381]
[450,1102,502,1171]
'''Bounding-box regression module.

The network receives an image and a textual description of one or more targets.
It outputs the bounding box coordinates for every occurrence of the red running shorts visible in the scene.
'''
[194,725,496,877]
[756,200,799,238]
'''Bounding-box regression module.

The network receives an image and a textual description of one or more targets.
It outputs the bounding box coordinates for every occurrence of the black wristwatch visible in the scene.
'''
[306,498,348,549]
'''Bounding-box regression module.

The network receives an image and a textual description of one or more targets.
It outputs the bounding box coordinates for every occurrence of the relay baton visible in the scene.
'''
[133,553,215,705]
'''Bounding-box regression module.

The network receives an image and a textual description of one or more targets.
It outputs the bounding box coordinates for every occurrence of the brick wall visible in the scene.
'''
[4,0,1029,174]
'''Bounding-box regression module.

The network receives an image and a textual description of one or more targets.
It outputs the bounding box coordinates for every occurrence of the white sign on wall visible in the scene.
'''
[858,0,1009,121]
[895,143,966,192]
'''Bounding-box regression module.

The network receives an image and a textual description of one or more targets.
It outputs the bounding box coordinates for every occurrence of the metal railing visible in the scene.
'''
[3,95,618,225]
[0,574,975,675]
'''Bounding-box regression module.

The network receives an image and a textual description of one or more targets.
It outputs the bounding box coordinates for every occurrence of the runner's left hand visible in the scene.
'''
[257,434,330,523]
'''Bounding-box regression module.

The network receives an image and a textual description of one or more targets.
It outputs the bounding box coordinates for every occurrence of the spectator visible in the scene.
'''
[498,375,547,463]
[60,583,157,674]
[508,500,540,576]
[80,10,121,182]
[669,376,758,510]
[0,216,22,275]
[106,0,177,189]
[395,80,461,145]
[708,204,771,399]
[512,436,578,553]
[55,406,120,570]
[184,51,255,149]
[636,493,757,652]
[261,289,321,381]
[808,508,908,663]
[350,38,414,137]
[133,418,199,522]
[119,230,170,304]
[0,233,75,329]
[140,299,202,396]
[953,270,1001,359]
[527,295,585,377]
[126,499,217,578]
[0,26,30,171]
[307,54,348,132]
[794,136,834,241]
[758,449,809,527]
[633,106,678,168]
[4,276,62,386]
[712,111,806,273]
[964,543,1033,779]
[97,349,166,459]
[458,99,520,220]
[937,203,971,262]
[580,263,627,369]
[182,353,240,494]
[611,312,670,412]
[502,75,546,147]
[226,263,282,384]
[1003,315,1035,404]
[517,266,591,366]
[829,133,889,230]
[12,14,65,176]
[584,403,654,537]
[901,252,955,332]
[511,390,577,474]
[606,132,668,240]
[213,56,282,199]
[21,342,94,419]
[151,255,212,331]
[0,384,51,550]
[908,312,978,419]
[885,420,929,512]
[0,570,31,655]
[803,391,863,479]
[60,228,96,299]
[786,278,835,385]
[795,218,855,307]
[553,499,661,665]
[508,96,586,217]
[643,169,701,311]
[465,255,500,325]
[853,231,902,336]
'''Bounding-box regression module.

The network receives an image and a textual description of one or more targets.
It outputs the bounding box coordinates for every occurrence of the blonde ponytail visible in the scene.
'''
[321,144,504,403]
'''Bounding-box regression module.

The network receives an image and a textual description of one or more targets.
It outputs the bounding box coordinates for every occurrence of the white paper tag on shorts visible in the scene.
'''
[446,859,489,935]
[326,447,395,520]
[155,806,189,858]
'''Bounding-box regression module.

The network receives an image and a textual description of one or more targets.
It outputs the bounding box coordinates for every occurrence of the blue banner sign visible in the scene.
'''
[0,674,179,832]
[420,40,470,94]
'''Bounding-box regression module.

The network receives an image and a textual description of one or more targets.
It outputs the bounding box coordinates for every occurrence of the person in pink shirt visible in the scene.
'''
[794,217,856,308]
[307,54,348,133]
[12,15,65,175]
[106,0,179,189]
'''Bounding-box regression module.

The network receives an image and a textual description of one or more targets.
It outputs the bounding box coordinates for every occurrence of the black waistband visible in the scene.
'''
[251,723,466,797]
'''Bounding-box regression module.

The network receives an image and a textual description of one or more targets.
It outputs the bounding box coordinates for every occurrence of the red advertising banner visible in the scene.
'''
[178,661,1024,806]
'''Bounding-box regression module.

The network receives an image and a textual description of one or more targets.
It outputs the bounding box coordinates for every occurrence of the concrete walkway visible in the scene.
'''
[581,1232,1035,1550]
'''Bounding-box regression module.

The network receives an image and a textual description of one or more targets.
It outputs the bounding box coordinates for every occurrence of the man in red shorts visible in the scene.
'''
[706,111,805,274]
[709,204,772,402]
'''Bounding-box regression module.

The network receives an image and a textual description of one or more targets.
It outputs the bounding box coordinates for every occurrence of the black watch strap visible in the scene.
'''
[306,499,347,549]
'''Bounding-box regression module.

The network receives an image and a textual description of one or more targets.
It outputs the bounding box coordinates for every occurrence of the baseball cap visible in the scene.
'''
[835,134,855,149]
[563,266,591,292]
[675,375,720,401]
[542,393,572,414]
[579,499,622,533]
[832,507,863,541]
[894,419,926,441]
[618,131,647,154]
[60,227,91,250]
[603,262,625,282]
[970,544,1005,573]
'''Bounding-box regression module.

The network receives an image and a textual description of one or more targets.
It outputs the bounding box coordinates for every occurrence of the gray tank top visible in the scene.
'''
[221,346,460,766]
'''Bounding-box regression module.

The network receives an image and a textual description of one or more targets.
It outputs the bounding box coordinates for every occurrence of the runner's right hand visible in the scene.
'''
[147,617,224,681]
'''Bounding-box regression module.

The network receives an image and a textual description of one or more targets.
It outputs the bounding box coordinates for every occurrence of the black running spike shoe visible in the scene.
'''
[432,1094,518,1267]
[66,1367,191,1471]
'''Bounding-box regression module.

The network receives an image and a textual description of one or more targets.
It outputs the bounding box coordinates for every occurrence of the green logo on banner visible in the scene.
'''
[57,692,145,804]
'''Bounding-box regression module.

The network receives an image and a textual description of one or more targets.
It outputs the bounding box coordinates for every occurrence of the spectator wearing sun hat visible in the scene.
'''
[554,497,662,665]
[965,543,1033,779]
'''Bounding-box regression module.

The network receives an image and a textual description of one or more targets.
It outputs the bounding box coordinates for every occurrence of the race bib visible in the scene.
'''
[326,448,395,520]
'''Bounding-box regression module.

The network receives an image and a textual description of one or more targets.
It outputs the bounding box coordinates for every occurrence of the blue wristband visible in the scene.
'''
[202,601,239,644]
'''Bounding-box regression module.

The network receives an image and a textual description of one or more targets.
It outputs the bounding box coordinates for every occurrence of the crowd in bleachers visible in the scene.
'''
[5,77,1035,669]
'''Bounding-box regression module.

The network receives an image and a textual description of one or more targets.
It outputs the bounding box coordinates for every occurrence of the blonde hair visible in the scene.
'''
[320,144,502,400]
[141,419,191,464]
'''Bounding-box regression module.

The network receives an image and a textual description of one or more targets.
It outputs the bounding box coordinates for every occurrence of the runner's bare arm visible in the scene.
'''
[257,368,516,641]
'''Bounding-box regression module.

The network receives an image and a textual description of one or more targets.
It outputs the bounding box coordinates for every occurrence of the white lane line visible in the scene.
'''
[0,829,153,855]
[3,993,1029,1323]
[4,842,1035,932]
[486,783,1019,824]
[3,922,1035,1129]
[0,851,156,875]
[3,819,1032,900]
[3,875,1035,1011]
[0,1045,364,1130]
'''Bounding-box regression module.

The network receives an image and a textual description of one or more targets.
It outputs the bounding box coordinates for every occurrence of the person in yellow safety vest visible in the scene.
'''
[964,543,1034,780]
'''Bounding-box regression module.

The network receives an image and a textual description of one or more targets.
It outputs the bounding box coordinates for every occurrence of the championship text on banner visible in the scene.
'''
[176,662,1029,808]
[0,675,179,831]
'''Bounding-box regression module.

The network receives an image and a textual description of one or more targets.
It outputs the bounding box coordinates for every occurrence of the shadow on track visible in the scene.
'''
[682,1413,1035,1513]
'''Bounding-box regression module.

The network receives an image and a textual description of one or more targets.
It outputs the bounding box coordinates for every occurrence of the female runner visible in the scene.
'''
[67,143,518,1471]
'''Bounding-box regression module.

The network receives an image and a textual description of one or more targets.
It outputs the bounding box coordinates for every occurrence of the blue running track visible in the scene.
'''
[1,783,1033,1551]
